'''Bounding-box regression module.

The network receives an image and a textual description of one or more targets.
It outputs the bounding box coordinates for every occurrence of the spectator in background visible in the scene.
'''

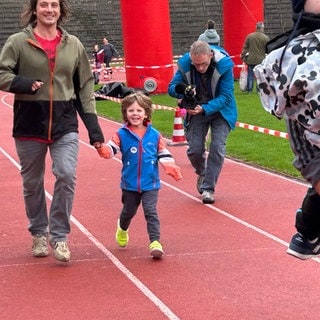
[92,44,104,68]
[240,22,269,93]
[92,44,104,84]
[198,20,220,46]
[101,37,120,67]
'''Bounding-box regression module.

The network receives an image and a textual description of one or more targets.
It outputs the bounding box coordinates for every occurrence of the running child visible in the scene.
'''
[98,92,182,258]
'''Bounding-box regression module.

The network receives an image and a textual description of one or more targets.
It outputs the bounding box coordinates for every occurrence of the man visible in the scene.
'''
[0,0,108,262]
[240,22,269,93]
[168,41,237,204]
[254,0,320,260]
[198,20,220,46]
[101,37,120,67]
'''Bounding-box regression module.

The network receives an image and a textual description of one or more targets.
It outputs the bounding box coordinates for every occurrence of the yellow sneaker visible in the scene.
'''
[149,240,164,259]
[116,220,129,247]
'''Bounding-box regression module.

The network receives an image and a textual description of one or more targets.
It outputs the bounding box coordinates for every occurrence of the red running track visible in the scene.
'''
[1,90,320,320]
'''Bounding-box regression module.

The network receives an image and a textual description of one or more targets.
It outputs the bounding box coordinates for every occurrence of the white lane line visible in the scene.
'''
[80,139,320,264]
[0,143,180,320]
[0,93,13,109]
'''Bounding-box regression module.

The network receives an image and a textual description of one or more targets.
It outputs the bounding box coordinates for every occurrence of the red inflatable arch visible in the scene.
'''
[120,0,264,92]
[223,0,264,78]
[120,0,174,94]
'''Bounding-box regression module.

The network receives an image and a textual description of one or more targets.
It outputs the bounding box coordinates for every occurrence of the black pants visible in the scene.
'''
[119,189,160,242]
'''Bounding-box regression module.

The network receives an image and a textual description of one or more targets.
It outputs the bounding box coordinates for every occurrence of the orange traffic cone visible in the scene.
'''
[167,107,188,146]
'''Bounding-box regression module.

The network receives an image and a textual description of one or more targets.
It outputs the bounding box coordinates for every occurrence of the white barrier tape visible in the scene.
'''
[94,93,176,111]
[125,64,174,69]
[236,122,288,139]
[94,94,288,139]
[111,57,125,62]
[94,94,122,104]
[91,66,125,72]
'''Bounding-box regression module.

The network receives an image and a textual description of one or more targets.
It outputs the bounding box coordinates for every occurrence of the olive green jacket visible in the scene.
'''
[240,30,270,66]
[0,25,104,144]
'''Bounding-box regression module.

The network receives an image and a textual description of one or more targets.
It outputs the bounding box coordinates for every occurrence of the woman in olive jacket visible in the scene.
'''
[0,0,107,262]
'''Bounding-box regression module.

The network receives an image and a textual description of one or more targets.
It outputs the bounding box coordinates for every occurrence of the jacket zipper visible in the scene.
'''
[137,140,142,192]
[48,69,54,141]
[27,37,58,141]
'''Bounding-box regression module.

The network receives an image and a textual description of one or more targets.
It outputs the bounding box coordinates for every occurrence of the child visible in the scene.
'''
[98,92,182,259]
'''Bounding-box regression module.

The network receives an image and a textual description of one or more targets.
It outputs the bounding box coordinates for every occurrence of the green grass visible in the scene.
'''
[228,81,298,178]
[95,81,301,180]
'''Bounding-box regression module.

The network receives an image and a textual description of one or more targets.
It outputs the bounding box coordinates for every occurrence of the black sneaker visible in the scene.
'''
[286,233,320,260]
[202,190,215,204]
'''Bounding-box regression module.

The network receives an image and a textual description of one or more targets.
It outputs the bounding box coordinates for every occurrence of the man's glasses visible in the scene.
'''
[191,60,211,68]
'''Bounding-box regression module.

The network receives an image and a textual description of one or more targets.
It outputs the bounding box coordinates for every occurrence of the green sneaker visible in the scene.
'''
[116,220,129,247]
[149,240,164,259]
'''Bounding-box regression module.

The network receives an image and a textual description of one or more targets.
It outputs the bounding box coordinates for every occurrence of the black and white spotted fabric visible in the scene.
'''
[254,30,320,148]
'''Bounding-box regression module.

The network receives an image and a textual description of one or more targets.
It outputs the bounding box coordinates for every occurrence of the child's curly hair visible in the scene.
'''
[121,91,153,123]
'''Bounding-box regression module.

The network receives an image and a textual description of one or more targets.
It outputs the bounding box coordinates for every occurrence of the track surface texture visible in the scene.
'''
[1,85,320,320]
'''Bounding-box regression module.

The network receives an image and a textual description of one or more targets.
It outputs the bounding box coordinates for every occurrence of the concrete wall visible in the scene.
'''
[0,0,293,57]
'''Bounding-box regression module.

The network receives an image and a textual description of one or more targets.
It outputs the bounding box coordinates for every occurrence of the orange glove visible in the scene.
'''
[161,162,182,181]
[96,144,112,159]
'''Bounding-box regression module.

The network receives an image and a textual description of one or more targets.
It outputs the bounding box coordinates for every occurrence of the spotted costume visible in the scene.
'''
[254,30,320,152]
[254,8,320,245]
[254,30,320,183]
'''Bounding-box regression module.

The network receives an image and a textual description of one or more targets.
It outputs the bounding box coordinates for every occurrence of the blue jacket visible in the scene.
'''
[117,124,161,192]
[168,46,237,129]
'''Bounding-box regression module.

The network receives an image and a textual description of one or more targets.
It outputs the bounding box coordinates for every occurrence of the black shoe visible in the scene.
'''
[287,233,320,260]
[196,175,204,194]
[202,190,215,204]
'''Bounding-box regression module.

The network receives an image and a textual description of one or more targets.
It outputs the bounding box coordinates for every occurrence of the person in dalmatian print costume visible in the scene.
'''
[254,0,320,260]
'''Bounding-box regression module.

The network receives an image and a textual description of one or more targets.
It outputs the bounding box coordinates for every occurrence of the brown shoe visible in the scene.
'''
[51,241,71,262]
[32,234,49,257]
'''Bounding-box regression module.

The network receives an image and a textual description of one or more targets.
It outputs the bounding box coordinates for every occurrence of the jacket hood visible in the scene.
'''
[204,29,219,39]
[198,29,220,45]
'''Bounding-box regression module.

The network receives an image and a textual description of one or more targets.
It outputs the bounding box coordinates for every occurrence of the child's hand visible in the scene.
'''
[96,144,112,159]
[162,162,182,181]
